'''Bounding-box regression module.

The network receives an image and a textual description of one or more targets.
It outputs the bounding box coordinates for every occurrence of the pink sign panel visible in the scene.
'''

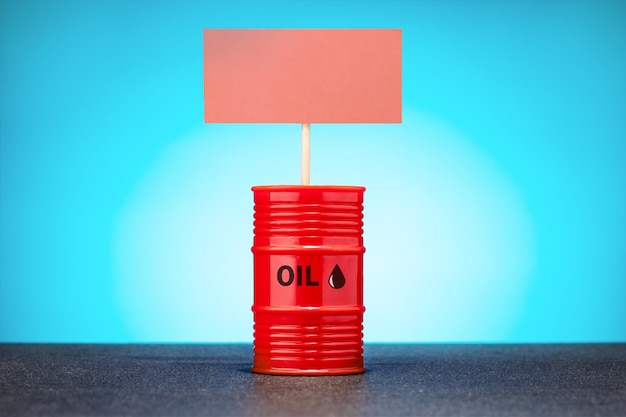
[204,29,402,123]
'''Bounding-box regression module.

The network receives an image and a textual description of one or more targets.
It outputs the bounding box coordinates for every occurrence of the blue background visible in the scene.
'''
[1,0,624,343]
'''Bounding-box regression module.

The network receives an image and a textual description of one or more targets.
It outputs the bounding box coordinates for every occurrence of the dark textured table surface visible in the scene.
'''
[1,343,625,416]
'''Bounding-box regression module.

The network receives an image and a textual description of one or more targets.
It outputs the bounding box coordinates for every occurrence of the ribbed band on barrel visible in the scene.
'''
[252,305,365,375]
[252,201,364,244]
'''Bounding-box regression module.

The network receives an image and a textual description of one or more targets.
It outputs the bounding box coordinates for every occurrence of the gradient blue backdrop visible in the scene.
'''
[1,0,624,343]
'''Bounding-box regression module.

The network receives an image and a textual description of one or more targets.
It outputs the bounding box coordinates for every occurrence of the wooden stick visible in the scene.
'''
[301,123,310,185]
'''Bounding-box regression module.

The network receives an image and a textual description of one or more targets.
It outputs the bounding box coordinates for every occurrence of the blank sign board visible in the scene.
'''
[203,29,402,123]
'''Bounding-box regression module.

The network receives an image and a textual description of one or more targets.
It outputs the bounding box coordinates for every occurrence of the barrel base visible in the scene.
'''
[252,305,365,376]
[252,365,365,376]
[252,351,365,376]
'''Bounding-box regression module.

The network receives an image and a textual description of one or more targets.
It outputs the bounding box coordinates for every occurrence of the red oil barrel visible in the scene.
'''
[251,185,366,375]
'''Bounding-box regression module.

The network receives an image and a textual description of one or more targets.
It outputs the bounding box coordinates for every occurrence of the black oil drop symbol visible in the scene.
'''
[328,264,345,289]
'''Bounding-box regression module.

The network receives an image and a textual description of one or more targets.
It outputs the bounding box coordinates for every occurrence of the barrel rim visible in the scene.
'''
[252,185,365,192]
